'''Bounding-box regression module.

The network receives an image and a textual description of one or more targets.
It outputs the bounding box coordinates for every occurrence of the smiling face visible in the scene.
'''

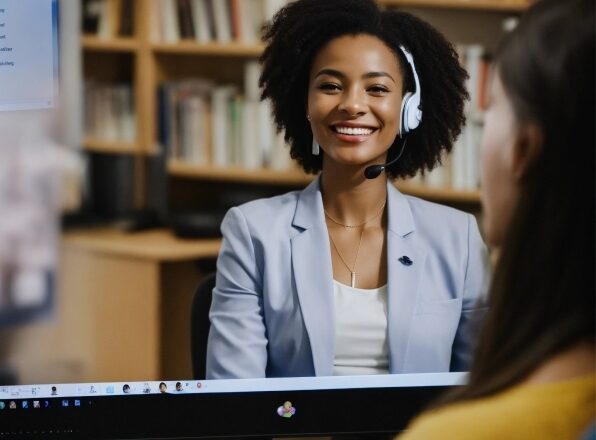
[307,34,404,170]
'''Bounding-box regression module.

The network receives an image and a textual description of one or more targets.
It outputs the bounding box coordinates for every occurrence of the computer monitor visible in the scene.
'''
[0,2,467,438]
[0,373,464,438]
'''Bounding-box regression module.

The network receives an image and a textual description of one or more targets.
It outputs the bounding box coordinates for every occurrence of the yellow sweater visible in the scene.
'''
[398,375,595,440]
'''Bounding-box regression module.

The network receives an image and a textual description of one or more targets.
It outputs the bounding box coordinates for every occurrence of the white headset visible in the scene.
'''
[398,45,422,136]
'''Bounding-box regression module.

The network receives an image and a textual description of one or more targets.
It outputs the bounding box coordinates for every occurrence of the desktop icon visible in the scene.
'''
[175,382,183,392]
[106,385,114,394]
[9,401,16,409]
[21,401,29,409]
[159,382,168,393]
[43,400,50,408]
[196,382,202,389]
[33,401,40,409]
[61,400,69,407]
[0,401,5,410]
[123,384,131,393]
[89,385,97,394]
[276,401,296,418]
[142,383,151,394]
[51,386,57,396]
[74,400,81,407]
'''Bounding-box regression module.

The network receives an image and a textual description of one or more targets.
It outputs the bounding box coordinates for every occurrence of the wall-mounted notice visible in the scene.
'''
[0,0,57,111]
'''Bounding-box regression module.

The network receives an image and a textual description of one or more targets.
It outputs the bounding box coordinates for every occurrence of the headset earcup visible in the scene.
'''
[400,92,413,136]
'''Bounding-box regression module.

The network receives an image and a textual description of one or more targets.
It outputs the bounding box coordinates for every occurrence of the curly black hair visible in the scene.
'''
[259,0,469,179]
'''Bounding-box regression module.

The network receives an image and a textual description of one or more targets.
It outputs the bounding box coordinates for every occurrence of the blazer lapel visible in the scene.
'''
[386,184,427,373]
[291,177,335,376]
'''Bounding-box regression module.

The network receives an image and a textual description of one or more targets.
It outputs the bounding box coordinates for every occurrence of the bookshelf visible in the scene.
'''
[82,35,139,52]
[80,0,531,209]
[151,41,264,56]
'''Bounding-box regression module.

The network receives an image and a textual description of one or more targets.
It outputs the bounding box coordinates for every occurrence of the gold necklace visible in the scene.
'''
[328,227,364,288]
[325,200,386,288]
[324,200,387,229]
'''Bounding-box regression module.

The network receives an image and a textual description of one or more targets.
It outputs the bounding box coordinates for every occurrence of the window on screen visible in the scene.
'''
[0,0,57,111]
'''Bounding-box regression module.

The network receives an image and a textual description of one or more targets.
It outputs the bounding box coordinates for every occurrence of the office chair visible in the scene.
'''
[190,272,216,380]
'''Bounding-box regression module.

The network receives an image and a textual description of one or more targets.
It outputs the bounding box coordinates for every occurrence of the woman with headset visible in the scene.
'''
[206,0,490,379]
[399,0,594,437]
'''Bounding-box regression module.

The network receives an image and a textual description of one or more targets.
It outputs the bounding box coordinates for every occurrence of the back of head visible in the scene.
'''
[451,0,595,403]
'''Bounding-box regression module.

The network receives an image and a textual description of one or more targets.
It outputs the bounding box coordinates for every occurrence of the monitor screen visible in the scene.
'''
[0,373,465,438]
[0,0,60,328]
[0,0,58,111]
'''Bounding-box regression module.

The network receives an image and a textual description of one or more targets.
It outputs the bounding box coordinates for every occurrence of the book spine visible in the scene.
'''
[177,0,196,39]
[161,0,181,43]
[211,0,232,43]
[118,0,133,36]
[229,0,243,41]
[191,0,212,43]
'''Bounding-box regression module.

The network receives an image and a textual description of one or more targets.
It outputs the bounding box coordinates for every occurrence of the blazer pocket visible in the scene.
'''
[403,298,464,372]
[414,298,463,316]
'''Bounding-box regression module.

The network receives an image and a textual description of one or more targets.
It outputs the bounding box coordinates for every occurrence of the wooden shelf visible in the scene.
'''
[168,160,313,185]
[82,35,139,52]
[168,160,480,203]
[83,137,138,154]
[152,41,265,57]
[379,0,529,12]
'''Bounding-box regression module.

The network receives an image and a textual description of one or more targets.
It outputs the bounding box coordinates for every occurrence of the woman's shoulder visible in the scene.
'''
[233,190,301,218]
[398,375,595,440]
[396,192,475,241]
[222,189,303,234]
[403,194,471,224]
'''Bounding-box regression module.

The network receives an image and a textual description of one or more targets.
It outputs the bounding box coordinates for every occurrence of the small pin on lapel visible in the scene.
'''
[398,256,413,266]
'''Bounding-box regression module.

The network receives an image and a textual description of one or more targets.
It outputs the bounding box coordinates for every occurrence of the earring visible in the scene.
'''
[312,138,320,155]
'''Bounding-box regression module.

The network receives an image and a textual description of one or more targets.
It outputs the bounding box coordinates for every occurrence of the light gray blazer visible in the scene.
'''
[206,177,490,379]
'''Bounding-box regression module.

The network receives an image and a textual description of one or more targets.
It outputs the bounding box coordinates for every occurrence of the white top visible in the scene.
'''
[333,280,390,376]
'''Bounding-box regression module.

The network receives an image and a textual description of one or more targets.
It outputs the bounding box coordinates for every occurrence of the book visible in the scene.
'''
[118,0,134,36]
[229,0,243,41]
[178,0,196,39]
[239,0,262,43]
[85,81,135,142]
[211,85,236,166]
[159,79,212,162]
[211,0,232,43]
[191,0,213,43]
[161,0,181,43]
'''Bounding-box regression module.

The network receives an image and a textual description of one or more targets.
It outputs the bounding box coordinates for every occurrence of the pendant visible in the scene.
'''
[351,272,356,288]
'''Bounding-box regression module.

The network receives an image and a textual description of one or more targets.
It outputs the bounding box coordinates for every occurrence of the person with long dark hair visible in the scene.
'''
[205,0,490,379]
[399,0,595,437]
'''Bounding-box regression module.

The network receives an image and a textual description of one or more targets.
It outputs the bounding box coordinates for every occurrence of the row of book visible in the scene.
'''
[152,0,288,44]
[156,61,292,170]
[457,43,491,118]
[84,82,136,142]
[411,119,483,191]
[82,0,134,38]
[410,43,492,190]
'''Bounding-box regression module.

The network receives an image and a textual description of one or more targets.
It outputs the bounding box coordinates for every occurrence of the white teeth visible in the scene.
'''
[334,126,374,136]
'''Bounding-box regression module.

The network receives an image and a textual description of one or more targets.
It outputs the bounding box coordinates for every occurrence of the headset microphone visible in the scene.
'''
[364,45,421,180]
[364,137,408,179]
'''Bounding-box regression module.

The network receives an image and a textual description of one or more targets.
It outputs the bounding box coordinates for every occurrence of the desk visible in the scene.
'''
[3,228,220,384]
